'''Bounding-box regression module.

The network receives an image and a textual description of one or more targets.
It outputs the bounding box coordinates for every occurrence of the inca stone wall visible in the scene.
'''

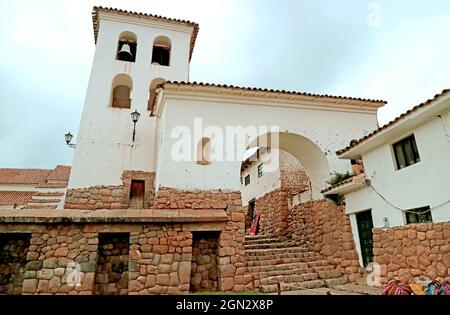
[0,187,251,295]
[64,171,155,210]
[0,233,30,295]
[255,189,289,237]
[190,232,219,292]
[127,224,193,295]
[64,186,125,210]
[154,188,231,210]
[94,233,130,295]
[21,225,98,295]
[154,189,252,292]
[289,199,362,281]
[373,222,450,284]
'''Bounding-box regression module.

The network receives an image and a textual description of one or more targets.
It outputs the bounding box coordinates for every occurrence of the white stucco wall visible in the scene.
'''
[345,110,450,226]
[155,95,379,195]
[240,149,304,205]
[240,149,282,205]
[345,110,450,265]
[69,16,193,188]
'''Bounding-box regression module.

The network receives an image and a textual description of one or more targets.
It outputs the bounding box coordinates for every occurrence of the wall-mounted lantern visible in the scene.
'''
[131,109,141,142]
[65,132,76,149]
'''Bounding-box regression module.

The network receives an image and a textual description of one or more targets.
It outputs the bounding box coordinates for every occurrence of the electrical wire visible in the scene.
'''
[365,182,449,214]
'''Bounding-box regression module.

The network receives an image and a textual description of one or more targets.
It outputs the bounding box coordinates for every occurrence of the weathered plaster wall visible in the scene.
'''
[156,96,379,195]
[345,113,450,228]
[69,17,192,189]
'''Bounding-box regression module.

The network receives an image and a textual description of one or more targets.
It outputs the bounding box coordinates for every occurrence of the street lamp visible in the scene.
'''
[131,110,141,142]
[65,132,76,149]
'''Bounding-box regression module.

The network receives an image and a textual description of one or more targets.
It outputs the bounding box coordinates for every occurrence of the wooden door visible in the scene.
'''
[129,180,145,208]
[356,210,374,267]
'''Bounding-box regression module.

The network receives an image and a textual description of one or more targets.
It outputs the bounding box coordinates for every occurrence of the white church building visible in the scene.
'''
[0,6,448,295]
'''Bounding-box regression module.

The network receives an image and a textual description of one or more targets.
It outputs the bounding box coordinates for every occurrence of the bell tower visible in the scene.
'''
[68,7,199,189]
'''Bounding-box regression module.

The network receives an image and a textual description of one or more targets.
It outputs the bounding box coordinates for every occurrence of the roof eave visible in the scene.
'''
[322,176,367,196]
[337,90,450,159]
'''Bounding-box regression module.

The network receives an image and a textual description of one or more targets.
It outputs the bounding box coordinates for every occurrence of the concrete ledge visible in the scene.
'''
[0,209,229,224]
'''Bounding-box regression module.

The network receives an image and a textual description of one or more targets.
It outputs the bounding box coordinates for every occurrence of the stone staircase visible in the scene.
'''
[24,191,66,210]
[245,234,348,293]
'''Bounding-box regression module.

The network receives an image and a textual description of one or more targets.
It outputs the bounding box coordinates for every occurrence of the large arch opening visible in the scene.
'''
[239,132,330,236]
[246,132,330,198]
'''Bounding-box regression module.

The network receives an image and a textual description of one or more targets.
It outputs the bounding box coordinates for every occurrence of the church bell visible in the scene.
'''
[119,42,132,57]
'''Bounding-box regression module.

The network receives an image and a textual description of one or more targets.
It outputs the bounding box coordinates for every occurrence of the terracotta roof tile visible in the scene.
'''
[337,88,450,156]
[0,169,51,185]
[92,6,199,60]
[46,165,71,182]
[0,191,34,206]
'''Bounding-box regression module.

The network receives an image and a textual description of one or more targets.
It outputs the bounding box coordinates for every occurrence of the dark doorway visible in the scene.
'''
[248,199,256,222]
[129,180,145,208]
[190,232,219,293]
[94,233,130,295]
[0,233,31,295]
[356,210,374,267]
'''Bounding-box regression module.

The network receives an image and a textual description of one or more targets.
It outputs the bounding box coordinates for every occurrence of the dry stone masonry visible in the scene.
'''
[373,222,450,284]
[0,233,30,295]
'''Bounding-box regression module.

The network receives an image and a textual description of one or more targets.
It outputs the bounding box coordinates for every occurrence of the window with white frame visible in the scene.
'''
[393,135,420,170]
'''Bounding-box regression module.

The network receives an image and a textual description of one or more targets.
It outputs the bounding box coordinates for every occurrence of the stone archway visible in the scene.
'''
[240,132,330,237]
[247,132,330,200]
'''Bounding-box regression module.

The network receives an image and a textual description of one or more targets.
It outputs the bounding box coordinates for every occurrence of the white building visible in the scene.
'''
[324,89,450,267]
[67,7,385,204]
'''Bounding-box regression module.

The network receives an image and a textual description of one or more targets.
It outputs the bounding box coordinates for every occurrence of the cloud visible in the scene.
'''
[1,0,450,168]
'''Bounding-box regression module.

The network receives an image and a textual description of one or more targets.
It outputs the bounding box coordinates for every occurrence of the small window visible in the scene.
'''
[152,36,171,66]
[406,206,432,224]
[257,163,263,178]
[245,175,250,186]
[393,135,420,170]
[129,180,145,208]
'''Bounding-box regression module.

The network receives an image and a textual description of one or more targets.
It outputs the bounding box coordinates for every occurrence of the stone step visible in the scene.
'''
[259,277,349,293]
[323,277,349,288]
[260,279,326,293]
[257,272,320,287]
[317,269,343,279]
[251,267,316,280]
[244,241,300,250]
[245,247,319,260]
[246,254,323,266]
[248,260,334,271]
[244,238,281,245]
[247,262,309,273]
[332,283,381,295]
[245,234,271,240]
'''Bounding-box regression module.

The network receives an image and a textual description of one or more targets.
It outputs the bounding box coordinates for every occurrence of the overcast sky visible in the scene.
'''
[1,0,450,169]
